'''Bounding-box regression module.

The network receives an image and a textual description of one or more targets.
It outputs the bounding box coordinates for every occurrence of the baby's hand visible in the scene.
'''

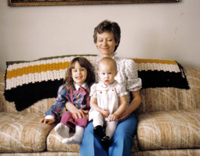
[101,108,110,118]
[39,118,54,125]
[108,114,118,121]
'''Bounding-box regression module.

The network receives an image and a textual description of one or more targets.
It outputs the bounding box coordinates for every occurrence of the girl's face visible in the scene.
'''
[96,31,118,58]
[71,61,87,86]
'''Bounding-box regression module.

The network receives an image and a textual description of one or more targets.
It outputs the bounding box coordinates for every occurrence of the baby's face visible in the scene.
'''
[98,63,117,86]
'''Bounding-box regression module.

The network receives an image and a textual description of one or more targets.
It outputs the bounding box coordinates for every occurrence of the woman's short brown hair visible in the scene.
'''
[93,20,121,52]
[64,57,95,89]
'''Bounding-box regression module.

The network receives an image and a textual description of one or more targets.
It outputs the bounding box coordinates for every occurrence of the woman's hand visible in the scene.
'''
[39,118,54,125]
[118,90,141,122]
[118,108,131,122]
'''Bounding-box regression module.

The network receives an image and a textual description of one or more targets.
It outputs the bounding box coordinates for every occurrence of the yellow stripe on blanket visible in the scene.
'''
[6,62,70,79]
[133,58,177,65]
[132,58,180,73]
[6,55,97,79]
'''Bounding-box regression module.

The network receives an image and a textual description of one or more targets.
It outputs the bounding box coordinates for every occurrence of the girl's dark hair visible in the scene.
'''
[93,20,121,52]
[64,57,95,89]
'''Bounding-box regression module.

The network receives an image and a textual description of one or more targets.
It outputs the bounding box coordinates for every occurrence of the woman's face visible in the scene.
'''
[95,31,118,58]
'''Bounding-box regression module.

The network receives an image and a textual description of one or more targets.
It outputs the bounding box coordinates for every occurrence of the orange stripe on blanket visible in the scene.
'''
[132,58,177,65]
[6,62,70,79]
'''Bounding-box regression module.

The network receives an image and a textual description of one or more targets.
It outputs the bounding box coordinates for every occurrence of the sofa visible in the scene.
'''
[0,54,200,156]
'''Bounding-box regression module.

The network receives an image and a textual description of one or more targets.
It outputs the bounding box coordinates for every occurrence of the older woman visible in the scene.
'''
[66,20,142,156]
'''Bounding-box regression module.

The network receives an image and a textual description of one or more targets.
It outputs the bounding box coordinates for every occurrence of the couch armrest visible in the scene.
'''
[0,72,5,91]
[0,72,5,112]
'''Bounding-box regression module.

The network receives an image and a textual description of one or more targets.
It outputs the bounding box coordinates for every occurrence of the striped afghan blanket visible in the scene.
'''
[133,58,190,89]
[4,55,189,111]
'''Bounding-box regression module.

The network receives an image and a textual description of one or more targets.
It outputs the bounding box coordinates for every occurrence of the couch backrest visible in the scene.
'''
[0,71,57,114]
[1,55,200,114]
[135,66,200,114]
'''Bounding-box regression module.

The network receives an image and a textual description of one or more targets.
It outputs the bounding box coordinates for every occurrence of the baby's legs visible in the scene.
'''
[105,121,118,138]
[62,126,84,145]
[100,120,118,149]
[93,116,104,128]
[93,112,105,139]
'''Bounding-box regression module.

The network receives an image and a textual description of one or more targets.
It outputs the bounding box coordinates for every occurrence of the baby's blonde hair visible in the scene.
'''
[98,57,117,71]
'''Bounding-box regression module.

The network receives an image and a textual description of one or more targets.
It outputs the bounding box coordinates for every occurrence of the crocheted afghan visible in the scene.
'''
[4,55,189,111]
[133,58,190,89]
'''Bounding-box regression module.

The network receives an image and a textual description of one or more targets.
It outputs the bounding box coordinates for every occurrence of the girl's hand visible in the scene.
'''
[85,114,89,120]
[39,118,54,125]
[72,110,89,119]
[71,109,87,119]
[101,108,110,118]
[108,114,118,121]
[82,110,89,120]
[66,101,88,119]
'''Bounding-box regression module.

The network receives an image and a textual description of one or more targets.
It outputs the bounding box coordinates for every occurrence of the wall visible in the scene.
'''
[0,0,200,72]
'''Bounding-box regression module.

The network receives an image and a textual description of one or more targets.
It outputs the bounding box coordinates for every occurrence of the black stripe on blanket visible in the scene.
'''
[138,71,190,89]
[4,80,63,111]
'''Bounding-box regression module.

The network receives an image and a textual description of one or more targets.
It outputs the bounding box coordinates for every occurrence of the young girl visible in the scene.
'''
[89,57,127,148]
[39,57,95,145]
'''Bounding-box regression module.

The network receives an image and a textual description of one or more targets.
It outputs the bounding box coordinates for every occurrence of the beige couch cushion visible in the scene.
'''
[134,149,200,156]
[0,112,54,152]
[137,108,200,150]
[46,125,140,153]
[0,152,80,156]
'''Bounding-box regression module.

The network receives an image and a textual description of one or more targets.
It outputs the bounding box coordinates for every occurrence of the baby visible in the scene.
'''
[89,57,127,148]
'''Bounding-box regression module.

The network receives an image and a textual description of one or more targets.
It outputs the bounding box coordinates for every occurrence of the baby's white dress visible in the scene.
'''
[89,80,127,122]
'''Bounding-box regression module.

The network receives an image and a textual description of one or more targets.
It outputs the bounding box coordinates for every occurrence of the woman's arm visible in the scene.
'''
[118,90,141,121]
[109,95,127,121]
[90,96,109,118]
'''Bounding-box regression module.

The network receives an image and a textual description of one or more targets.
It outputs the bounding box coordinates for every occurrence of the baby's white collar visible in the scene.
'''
[99,80,117,88]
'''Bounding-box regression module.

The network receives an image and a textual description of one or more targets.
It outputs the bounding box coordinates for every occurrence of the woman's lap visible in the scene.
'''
[80,113,138,156]
[108,113,138,156]
[80,120,107,156]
